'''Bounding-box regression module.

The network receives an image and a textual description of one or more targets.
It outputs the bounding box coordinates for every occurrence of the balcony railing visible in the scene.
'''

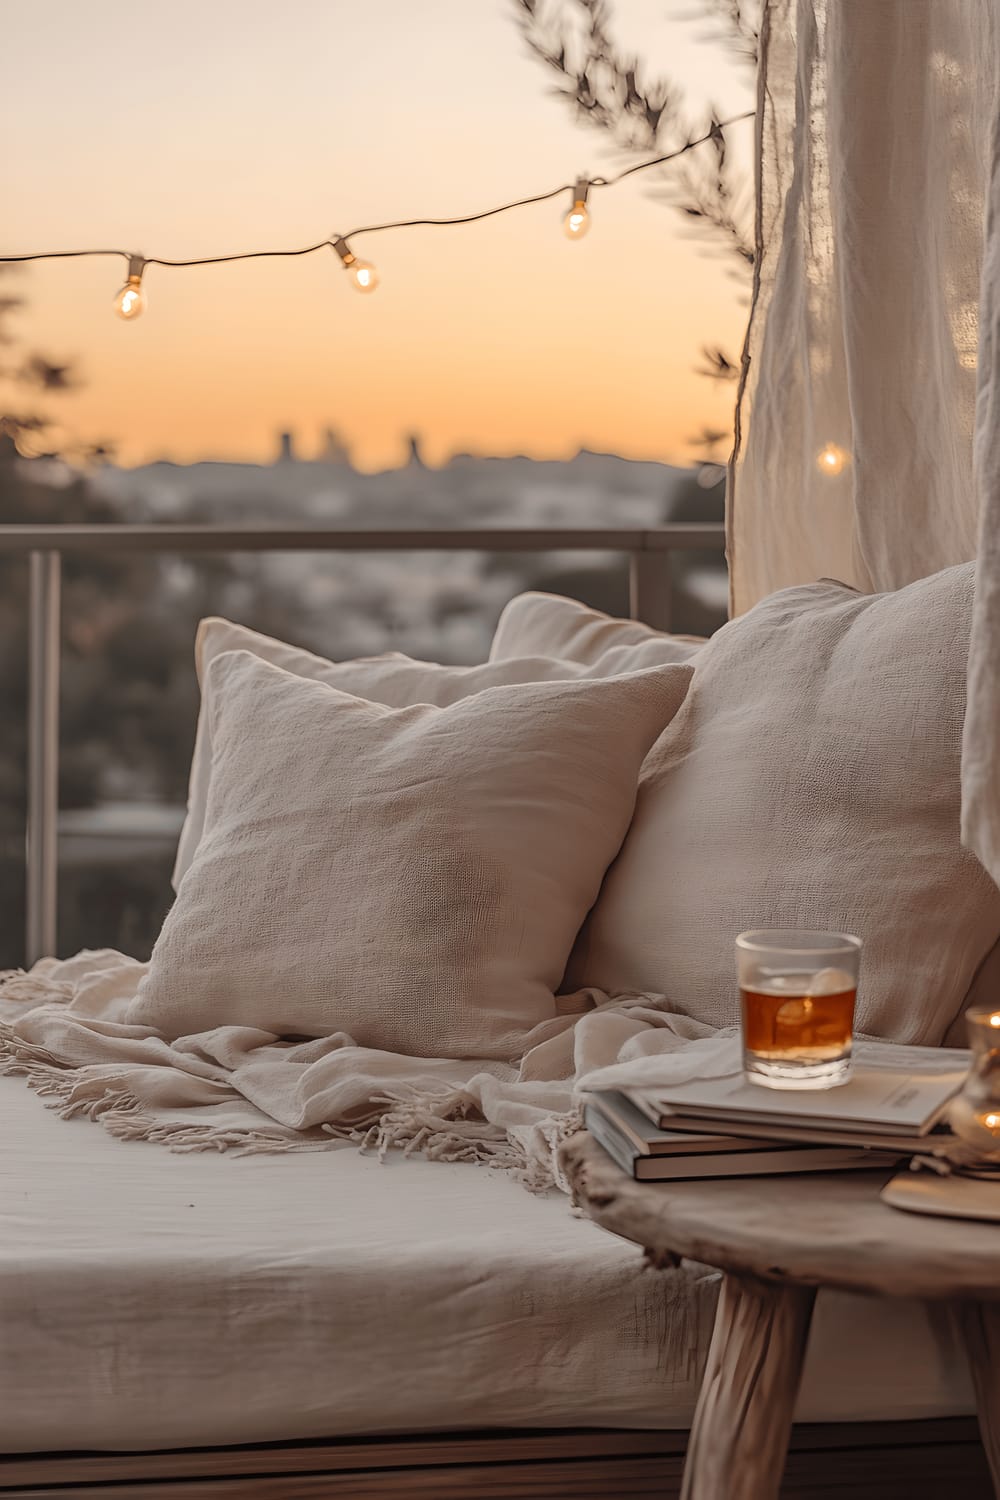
[0,523,726,962]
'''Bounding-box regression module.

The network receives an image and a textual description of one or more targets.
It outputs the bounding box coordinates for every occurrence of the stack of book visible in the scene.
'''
[584,1040,969,1181]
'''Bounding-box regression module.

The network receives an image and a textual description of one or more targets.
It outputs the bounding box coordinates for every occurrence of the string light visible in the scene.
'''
[563,178,591,240]
[816,442,849,477]
[0,110,754,318]
[332,236,378,293]
[113,255,146,321]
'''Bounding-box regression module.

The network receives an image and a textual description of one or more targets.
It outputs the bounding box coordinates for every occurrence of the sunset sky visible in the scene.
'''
[2,0,752,471]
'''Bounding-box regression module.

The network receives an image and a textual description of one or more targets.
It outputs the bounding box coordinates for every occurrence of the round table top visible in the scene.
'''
[561,1133,1000,1301]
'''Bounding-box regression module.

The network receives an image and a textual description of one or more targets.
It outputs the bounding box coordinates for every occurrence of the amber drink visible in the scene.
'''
[736,930,862,1090]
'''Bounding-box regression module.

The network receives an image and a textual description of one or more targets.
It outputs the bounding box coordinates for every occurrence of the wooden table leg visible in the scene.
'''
[956,1301,1000,1496]
[680,1272,816,1500]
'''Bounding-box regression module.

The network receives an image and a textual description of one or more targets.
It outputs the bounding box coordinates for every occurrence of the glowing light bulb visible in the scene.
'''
[113,255,146,321]
[816,442,849,477]
[563,178,591,240]
[349,258,378,293]
[332,236,378,293]
[564,202,590,239]
[115,279,144,319]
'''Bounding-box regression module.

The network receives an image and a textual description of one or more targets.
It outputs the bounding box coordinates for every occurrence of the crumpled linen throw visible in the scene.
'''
[0,949,741,1192]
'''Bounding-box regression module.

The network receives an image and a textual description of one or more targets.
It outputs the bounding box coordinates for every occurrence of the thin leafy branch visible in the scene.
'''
[695,346,741,382]
[693,0,760,66]
[514,0,757,461]
[513,0,755,266]
[515,0,685,153]
[0,267,84,458]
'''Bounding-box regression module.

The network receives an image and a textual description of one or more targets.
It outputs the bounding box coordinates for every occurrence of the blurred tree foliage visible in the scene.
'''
[0,277,237,965]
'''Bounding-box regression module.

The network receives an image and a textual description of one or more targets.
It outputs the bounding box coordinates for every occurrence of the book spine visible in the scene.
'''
[583,1104,638,1178]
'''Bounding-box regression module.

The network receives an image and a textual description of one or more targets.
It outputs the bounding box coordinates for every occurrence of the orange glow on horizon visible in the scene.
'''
[1,0,753,472]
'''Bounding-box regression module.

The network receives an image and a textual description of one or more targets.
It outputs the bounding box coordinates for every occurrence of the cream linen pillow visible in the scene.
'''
[134,649,694,1057]
[568,563,1000,1045]
[172,617,618,889]
[490,591,706,666]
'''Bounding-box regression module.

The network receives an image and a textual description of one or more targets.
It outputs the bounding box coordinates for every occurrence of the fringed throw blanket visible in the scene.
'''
[0,950,740,1191]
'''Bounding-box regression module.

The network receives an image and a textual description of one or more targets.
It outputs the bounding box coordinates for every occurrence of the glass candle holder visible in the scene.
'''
[949,1005,1000,1163]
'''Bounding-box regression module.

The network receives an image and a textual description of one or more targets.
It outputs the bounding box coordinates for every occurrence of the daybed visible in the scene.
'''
[2,575,997,1499]
[0,1074,988,1495]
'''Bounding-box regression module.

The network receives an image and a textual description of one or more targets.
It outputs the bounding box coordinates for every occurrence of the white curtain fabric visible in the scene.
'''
[965,107,1000,881]
[730,0,1000,885]
[730,0,997,615]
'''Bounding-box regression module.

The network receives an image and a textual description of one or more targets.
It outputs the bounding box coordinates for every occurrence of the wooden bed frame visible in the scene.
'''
[0,1419,990,1499]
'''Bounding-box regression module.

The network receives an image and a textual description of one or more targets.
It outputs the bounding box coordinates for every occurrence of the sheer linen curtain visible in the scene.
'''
[730,0,995,612]
[730,0,1000,884]
[966,116,1000,884]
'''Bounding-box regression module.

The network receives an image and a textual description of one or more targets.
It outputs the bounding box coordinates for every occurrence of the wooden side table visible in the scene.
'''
[561,1133,1000,1500]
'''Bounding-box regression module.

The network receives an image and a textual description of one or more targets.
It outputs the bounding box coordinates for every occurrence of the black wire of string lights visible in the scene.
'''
[0,111,754,319]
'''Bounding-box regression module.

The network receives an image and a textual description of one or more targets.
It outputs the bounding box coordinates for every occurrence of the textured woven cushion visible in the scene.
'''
[490,591,706,667]
[173,617,654,889]
[134,650,693,1057]
[568,563,1000,1044]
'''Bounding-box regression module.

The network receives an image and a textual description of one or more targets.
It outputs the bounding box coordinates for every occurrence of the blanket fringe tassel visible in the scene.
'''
[0,1028,578,1186]
[0,1029,336,1155]
[351,1083,581,1193]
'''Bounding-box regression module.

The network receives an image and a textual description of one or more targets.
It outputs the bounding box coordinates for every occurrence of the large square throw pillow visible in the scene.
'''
[567,563,1000,1045]
[489,591,706,668]
[134,650,694,1058]
[172,617,629,889]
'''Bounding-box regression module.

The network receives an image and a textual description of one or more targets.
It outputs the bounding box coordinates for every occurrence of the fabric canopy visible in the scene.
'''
[729,0,1000,885]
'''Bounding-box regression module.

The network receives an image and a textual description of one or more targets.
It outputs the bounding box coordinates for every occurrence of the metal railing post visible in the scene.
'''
[26,549,61,965]
[629,548,673,631]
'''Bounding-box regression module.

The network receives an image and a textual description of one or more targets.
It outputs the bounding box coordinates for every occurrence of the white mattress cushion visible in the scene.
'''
[132,650,693,1055]
[568,563,1000,1044]
[0,1076,971,1454]
[490,591,706,667]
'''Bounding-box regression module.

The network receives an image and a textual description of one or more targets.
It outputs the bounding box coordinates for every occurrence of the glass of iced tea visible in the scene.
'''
[736,930,862,1090]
